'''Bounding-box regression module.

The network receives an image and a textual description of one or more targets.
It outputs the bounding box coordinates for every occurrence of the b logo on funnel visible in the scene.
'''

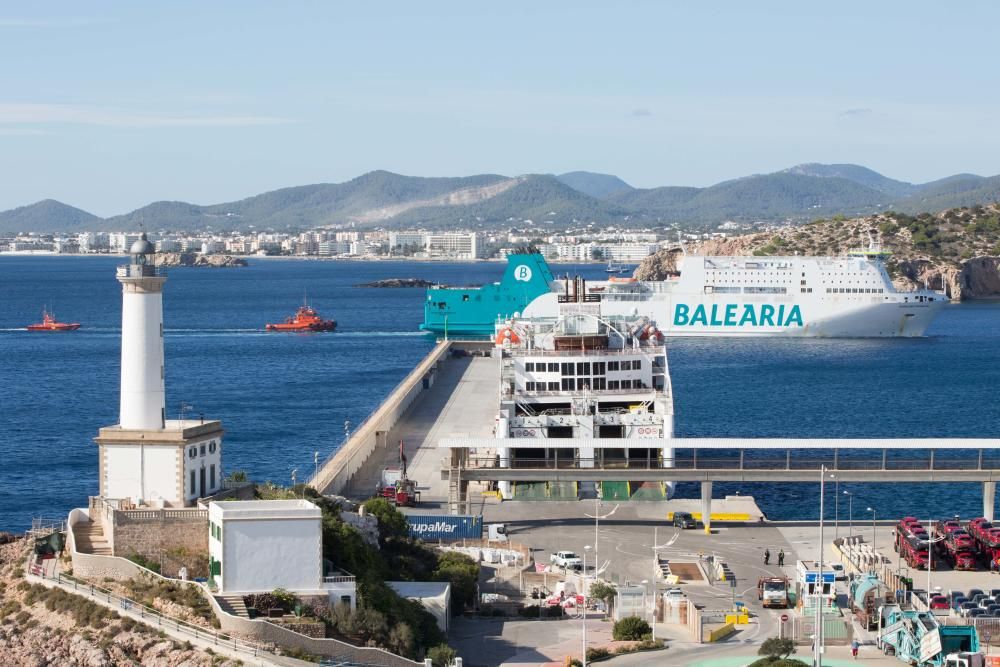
[514,266,532,282]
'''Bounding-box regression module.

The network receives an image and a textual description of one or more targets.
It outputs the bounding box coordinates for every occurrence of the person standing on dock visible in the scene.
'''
[764,548,771,565]
[777,549,785,567]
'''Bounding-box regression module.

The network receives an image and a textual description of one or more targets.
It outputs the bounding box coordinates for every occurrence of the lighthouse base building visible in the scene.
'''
[95,419,224,507]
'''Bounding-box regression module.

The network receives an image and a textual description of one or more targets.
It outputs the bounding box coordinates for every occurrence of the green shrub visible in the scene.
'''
[612,616,651,641]
[427,644,457,667]
[586,647,610,661]
[758,637,796,660]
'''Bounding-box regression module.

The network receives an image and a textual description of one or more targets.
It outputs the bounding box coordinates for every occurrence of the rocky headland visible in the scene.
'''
[0,537,237,666]
[635,203,1000,300]
[154,252,247,268]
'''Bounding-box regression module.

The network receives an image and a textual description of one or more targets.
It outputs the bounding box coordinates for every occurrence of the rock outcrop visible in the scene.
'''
[354,278,436,288]
[154,252,247,268]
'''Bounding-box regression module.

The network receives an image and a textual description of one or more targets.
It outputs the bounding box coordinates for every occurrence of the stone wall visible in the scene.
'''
[111,510,209,577]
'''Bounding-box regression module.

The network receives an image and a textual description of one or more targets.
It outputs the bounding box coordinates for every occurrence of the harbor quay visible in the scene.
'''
[310,331,1000,666]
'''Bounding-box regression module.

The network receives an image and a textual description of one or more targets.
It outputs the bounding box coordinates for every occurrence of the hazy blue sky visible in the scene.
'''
[2,1,999,215]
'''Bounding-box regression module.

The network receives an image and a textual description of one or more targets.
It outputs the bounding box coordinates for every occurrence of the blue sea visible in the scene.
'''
[2,255,999,531]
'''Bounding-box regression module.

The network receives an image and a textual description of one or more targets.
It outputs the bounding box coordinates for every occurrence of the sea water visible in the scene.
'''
[1,255,999,530]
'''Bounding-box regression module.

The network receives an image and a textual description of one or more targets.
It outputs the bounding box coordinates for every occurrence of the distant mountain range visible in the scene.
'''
[4,163,1000,234]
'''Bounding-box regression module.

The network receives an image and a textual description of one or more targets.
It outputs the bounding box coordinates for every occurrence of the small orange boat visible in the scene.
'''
[27,308,81,332]
[266,303,337,332]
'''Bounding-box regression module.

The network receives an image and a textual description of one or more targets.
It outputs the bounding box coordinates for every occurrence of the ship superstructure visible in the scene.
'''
[492,278,675,500]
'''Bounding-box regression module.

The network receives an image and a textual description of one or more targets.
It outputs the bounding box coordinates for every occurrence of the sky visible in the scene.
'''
[2,1,1000,216]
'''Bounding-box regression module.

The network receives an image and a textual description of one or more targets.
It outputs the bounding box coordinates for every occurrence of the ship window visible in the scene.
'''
[576,362,590,375]
[593,377,606,390]
[525,362,534,372]
[548,382,559,391]
[593,362,606,375]
[561,378,575,391]
[525,381,536,391]
[561,362,574,375]
[548,363,558,372]
[608,380,620,390]
[608,361,620,371]
[578,379,590,390]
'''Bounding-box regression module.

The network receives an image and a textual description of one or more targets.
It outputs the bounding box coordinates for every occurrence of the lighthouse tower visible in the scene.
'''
[95,235,225,507]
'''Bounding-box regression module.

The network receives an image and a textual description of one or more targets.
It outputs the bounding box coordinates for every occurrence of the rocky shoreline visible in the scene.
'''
[154,252,247,268]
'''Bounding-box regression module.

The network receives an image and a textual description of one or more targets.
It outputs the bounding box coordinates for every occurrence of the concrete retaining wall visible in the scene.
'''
[311,340,452,495]
[203,593,426,667]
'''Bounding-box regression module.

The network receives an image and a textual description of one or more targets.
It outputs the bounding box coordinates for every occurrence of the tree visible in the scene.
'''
[590,247,605,260]
[427,644,457,667]
[588,581,616,606]
[433,551,479,614]
[362,498,409,542]
[758,637,795,660]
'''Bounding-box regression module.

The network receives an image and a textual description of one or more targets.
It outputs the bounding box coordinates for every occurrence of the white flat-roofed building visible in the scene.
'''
[207,499,356,607]
[425,232,480,259]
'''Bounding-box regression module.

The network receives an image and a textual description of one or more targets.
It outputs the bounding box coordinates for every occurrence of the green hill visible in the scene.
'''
[555,171,634,199]
[0,199,100,235]
[780,163,917,197]
[7,164,1000,234]
[388,174,630,228]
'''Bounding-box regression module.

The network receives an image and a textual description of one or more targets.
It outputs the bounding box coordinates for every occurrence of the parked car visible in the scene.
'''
[966,608,988,618]
[952,596,969,610]
[959,602,979,616]
[549,551,583,571]
[672,512,697,529]
[929,595,950,610]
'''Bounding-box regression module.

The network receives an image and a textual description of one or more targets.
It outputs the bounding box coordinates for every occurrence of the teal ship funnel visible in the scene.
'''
[420,248,554,336]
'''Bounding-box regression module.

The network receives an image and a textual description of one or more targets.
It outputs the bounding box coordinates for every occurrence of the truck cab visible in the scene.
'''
[757,577,789,608]
[672,512,697,529]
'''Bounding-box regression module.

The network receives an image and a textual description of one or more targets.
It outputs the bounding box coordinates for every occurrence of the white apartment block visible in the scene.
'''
[388,231,427,249]
[425,232,480,259]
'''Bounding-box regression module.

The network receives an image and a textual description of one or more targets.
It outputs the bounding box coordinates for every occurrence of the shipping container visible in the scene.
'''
[406,514,482,541]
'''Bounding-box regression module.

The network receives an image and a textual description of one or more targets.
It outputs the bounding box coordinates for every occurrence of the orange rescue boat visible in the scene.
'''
[27,309,81,332]
[265,303,337,332]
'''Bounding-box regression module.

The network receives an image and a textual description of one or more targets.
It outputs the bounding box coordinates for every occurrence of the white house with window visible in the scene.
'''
[207,500,356,608]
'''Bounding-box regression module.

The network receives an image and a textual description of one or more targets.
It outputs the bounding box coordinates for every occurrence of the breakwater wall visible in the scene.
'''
[310,339,456,495]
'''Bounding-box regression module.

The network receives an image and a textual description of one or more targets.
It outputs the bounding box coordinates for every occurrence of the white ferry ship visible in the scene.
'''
[521,248,947,338]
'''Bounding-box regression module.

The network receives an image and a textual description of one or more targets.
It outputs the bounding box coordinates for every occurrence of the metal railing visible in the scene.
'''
[462,455,1000,472]
[31,568,275,663]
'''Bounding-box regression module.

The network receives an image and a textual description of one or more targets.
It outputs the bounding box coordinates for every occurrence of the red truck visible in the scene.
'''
[935,521,977,570]
[967,518,1000,570]
[895,519,933,569]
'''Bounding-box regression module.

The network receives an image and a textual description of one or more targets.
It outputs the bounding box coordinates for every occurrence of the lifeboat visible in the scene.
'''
[495,325,521,346]
[265,304,337,332]
[27,309,80,332]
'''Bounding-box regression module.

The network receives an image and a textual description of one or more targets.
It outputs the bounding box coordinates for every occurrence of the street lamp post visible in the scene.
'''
[584,501,619,578]
[867,507,877,555]
[844,490,853,538]
[641,579,650,624]
[582,548,588,666]
[832,474,839,540]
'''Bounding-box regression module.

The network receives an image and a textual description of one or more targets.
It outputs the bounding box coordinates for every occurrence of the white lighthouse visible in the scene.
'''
[95,235,225,507]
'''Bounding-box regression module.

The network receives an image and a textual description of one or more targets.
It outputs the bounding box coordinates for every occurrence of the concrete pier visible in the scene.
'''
[310,341,497,504]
